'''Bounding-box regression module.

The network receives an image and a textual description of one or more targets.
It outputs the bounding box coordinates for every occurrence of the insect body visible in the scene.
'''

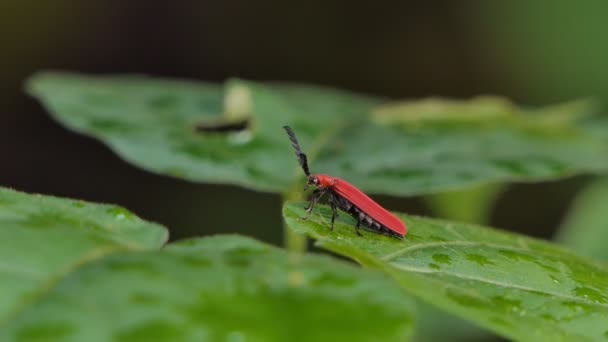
[284,126,407,239]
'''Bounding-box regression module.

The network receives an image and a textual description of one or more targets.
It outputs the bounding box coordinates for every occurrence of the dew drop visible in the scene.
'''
[562,301,584,312]
[492,296,523,315]
[106,207,134,221]
[573,286,608,304]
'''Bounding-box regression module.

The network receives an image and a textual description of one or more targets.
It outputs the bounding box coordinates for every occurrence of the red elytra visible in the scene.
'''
[284,126,407,239]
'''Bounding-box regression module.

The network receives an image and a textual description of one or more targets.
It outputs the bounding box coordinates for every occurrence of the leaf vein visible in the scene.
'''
[392,264,608,309]
[380,241,531,261]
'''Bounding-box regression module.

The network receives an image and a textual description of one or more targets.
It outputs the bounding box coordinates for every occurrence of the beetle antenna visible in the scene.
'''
[283,126,311,176]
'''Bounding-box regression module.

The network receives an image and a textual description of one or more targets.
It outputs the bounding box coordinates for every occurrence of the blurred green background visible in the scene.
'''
[1,1,606,243]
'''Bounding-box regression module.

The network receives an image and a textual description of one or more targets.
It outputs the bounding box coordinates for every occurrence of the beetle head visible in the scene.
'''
[308,175,320,185]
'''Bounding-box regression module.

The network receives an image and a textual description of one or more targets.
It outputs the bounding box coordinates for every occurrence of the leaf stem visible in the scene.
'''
[283,184,307,253]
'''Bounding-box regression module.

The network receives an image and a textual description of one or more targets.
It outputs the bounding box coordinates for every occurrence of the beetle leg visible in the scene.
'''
[355,214,364,237]
[303,189,319,211]
[329,194,338,231]
[302,189,325,220]
[355,220,363,236]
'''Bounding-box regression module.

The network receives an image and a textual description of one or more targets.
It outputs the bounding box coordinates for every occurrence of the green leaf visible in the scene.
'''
[413,302,494,342]
[26,72,379,193]
[329,98,608,196]
[28,73,608,196]
[283,202,608,341]
[1,235,415,342]
[555,178,608,262]
[0,187,168,324]
[0,188,414,340]
[422,183,506,341]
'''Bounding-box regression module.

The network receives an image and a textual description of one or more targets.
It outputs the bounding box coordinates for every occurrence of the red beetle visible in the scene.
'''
[284,126,407,239]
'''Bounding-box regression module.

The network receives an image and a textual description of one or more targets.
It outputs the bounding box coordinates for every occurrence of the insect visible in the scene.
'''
[284,126,407,239]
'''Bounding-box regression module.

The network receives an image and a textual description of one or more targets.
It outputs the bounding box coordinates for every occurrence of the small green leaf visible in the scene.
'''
[283,202,608,341]
[2,235,415,342]
[0,187,167,324]
[556,178,608,261]
[28,73,608,196]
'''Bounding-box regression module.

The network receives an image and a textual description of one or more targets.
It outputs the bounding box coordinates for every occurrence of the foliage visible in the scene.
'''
[6,74,608,340]
[284,202,608,341]
[0,188,414,342]
[556,178,608,262]
[27,73,608,196]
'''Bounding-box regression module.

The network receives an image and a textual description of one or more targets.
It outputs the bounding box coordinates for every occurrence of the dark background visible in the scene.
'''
[2,1,607,244]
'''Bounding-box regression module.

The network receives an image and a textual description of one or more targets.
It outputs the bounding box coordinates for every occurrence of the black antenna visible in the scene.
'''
[283,126,311,176]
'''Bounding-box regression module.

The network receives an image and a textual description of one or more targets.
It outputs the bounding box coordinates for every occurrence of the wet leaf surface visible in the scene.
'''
[284,202,608,341]
[1,235,415,342]
[0,188,414,341]
[0,187,167,325]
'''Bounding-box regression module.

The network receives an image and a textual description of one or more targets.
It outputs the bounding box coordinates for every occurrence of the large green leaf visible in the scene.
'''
[26,72,379,193]
[555,178,608,262]
[283,202,608,341]
[0,187,168,325]
[0,188,414,341]
[325,98,607,196]
[1,235,415,342]
[28,73,608,196]
[422,182,506,341]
